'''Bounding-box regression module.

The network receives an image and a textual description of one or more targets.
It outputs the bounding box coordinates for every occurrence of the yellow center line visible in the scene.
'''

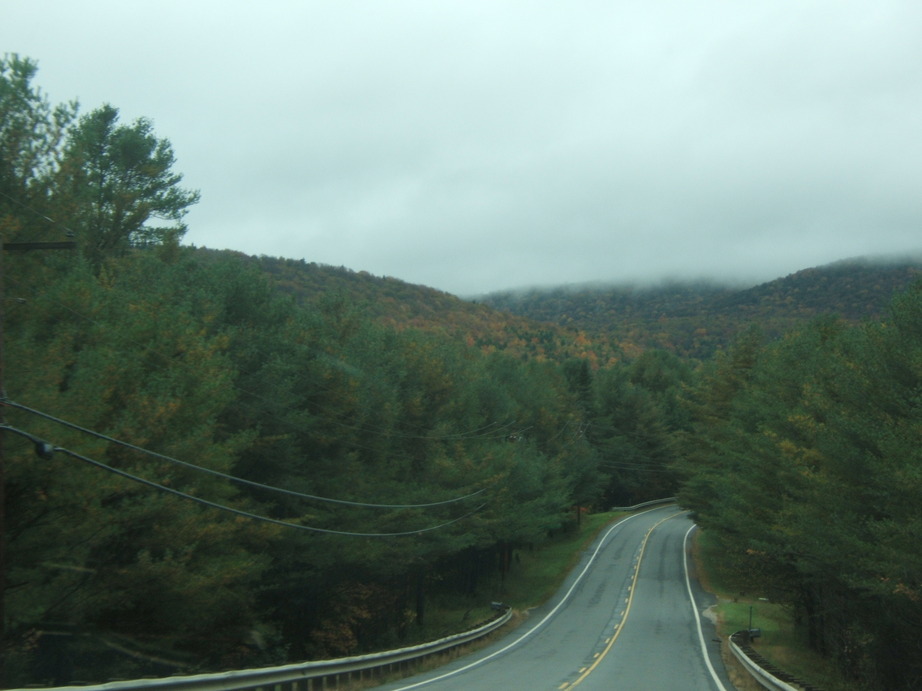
[568,510,685,688]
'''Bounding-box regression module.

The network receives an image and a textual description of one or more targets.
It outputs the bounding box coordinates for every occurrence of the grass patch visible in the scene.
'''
[501,512,625,609]
[694,529,861,691]
[412,598,498,641]
[407,511,625,646]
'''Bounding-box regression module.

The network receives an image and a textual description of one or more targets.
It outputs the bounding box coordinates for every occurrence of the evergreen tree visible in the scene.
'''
[677,301,922,689]
[592,366,677,506]
[4,252,274,682]
[0,54,76,243]
[60,104,199,268]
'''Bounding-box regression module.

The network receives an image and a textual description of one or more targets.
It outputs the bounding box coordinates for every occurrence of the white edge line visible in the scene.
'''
[683,523,728,691]
[392,508,660,690]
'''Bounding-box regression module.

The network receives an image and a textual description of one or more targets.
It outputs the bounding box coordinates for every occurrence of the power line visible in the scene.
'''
[0,424,486,538]
[1,246,517,510]
[3,399,488,510]
[598,461,669,473]
[0,190,77,242]
[1,191,523,448]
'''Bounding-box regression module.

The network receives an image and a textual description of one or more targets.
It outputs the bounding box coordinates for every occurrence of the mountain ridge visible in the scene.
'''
[480,255,922,357]
[209,249,922,361]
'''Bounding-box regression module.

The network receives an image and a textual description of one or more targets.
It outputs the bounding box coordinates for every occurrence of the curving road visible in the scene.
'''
[374,506,735,690]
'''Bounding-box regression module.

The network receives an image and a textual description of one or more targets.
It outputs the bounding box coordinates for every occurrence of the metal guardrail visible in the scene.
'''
[17,499,677,691]
[729,631,825,691]
[608,500,824,690]
[13,607,513,691]
[610,497,677,512]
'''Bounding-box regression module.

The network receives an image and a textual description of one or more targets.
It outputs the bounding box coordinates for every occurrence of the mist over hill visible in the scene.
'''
[473,255,922,357]
[245,251,922,360]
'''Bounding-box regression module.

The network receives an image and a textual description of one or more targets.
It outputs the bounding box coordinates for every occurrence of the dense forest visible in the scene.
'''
[481,259,922,358]
[2,55,920,690]
[248,254,624,368]
[0,55,675,686]
[678,296,922,689]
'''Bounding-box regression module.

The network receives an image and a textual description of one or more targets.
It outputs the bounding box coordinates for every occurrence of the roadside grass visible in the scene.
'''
[500,511,625,609]
[694,529,861,691]
[411,511,624,645]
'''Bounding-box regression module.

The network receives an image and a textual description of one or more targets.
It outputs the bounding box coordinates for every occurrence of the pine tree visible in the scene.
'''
[60,105,199,268]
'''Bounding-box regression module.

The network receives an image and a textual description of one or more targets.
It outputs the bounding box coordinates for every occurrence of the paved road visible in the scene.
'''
[374,506,735,690]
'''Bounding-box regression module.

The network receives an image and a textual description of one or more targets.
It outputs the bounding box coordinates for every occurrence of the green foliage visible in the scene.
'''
[4,251,275,681]
[0,54,77,244]
[59,104,199,268]
[677,287,922,690]
[591,365,679,506]
[2,233,635,680]
[15,53,919,691]
[251,254,624,366]
[482,260,922,358]
[0,57,737,686]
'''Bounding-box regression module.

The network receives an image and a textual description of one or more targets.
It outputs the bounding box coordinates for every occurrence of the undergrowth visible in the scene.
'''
[694,529,862,691]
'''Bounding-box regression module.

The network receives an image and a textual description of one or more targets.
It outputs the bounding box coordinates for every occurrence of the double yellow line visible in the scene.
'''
[561,511,684,689]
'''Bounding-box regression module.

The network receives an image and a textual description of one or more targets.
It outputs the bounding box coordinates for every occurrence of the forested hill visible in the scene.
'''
[225,251,624,367]
[7,54,920,689]
[478,257,922,358]
[236,252,922,360]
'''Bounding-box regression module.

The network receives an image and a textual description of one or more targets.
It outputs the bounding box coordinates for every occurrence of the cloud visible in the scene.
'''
[3,0,922,294]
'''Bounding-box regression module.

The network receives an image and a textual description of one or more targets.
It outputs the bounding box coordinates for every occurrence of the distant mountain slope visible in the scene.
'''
[716,258,922,319]
[214,251,625,367]
[203,250,922,361]
[480,257,922,358]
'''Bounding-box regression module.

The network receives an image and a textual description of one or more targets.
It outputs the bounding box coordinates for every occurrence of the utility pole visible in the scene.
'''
[0,237,75,686]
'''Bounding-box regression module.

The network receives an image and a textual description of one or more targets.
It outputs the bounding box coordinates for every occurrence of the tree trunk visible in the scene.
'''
[415,566,426,627]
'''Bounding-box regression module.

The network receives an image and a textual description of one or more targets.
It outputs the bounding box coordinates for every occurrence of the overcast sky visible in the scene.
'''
[3,1,921,296]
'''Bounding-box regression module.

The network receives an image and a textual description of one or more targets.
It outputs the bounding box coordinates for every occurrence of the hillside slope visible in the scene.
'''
[480,257,922,357]
[214,250,922,361]
[211,251,625,367]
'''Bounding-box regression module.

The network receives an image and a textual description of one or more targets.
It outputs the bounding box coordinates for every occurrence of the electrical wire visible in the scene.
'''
[3,195,557,494]
[598,461,669,473]
[3,399,488,509]
[2,192,550,454]
[1,222,513,510]
[0,189,77,243]
[0,424,487,537]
